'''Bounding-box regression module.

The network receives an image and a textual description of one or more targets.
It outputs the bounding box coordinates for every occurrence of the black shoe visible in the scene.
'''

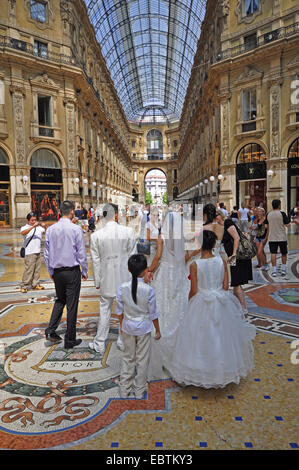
[46,332,62,343]
[64,339,82,349]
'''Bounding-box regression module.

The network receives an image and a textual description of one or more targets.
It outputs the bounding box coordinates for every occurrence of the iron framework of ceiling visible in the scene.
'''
[84,0,207,124]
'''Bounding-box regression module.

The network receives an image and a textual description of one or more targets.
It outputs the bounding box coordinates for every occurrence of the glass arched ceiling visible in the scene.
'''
[84,0,207,125]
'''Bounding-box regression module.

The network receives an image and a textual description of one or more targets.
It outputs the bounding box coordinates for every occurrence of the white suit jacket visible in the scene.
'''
[90,220,137,297]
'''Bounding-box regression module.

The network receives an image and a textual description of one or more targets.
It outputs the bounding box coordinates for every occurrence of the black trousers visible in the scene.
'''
[45,266,81,344]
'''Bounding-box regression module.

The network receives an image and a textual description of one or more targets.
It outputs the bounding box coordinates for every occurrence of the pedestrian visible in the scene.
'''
[230,206,240,227]
[219,202,228,217]
[20,212,46,293]
[238,202,250,234]
[44,200,88,348]
[89,203,137,356]
[255,207,269,271]
[222,216,253,315]
[116,254,161,398]
[264,199,290,277]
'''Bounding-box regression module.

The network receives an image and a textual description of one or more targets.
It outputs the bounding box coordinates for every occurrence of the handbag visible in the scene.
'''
[137,239,150,255]
[20,228,36,258]
[236,227,257,260]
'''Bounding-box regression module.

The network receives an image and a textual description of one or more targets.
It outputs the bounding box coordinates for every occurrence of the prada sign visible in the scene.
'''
[30,167,62,183]
[236,162,266,181]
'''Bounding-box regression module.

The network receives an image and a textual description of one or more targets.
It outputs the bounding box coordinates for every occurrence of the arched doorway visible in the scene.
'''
[0,147,10,226]
[30,148,62,221]
[147,129,163,160]
[288,137,299,212]
[236,143,267,208]
[144,169,167,205]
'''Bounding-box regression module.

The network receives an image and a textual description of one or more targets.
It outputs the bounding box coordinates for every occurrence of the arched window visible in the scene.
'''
[288,137,299,159]
[0,148,9,165]
[30,148,61,168]
[147,129,163,160]
[237,143,266,164]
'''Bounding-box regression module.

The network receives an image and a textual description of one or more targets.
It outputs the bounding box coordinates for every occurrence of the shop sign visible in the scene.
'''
[30,167,62,183]
[236,161,266,181]
[0,165,9,181]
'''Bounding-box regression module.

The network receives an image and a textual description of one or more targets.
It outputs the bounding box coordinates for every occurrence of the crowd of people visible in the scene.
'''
[19,198,291,398]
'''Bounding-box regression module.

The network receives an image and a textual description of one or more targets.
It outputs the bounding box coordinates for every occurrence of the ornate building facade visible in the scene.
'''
[0,0,132,226]
[177,0,299,213]
[129,122,180,204]
[1,1,298,226]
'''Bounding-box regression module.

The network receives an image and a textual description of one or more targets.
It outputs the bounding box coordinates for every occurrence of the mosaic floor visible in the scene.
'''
[0,228,298,450]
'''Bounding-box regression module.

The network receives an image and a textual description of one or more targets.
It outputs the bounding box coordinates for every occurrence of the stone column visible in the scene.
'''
[10,85,31,225]
[64,97,78,200]
[267,80,285,211]
[219,94,234,209]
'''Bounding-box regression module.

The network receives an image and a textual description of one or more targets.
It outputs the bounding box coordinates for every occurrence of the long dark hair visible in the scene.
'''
[128,254,147,304]
[202,230,217,251]
[203,203,216,225]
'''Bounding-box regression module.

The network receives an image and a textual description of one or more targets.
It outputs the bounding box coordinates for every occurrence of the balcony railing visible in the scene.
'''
[0,36,77,65]
[39,126,54,137]
[213,22,299,63]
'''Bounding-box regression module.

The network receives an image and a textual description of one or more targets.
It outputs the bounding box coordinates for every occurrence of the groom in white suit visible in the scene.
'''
[89,203,137,355]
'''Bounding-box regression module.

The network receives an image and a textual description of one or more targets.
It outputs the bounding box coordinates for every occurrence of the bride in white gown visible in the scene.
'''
[167,230,256,388]
[147,210,189,379]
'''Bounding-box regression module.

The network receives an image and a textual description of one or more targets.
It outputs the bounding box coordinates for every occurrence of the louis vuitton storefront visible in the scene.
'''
[0,147,10,226]
[288,137,299,213]
[236,143,267,209]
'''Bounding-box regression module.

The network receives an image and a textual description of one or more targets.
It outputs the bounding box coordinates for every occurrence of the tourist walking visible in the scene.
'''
[264,199,290,277]
[230,206,240,228]
[44,201,88,348]
[89,203,137,356]
[222,216,253,314]
[238,203,250,234]
[255,207,269,271]
[20,212,46,293]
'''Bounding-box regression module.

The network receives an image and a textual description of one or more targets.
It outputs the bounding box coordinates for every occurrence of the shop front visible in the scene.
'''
[0,148,10,226]
[287,137,299,213]
[30,149,62,222]
[236,143,267,209]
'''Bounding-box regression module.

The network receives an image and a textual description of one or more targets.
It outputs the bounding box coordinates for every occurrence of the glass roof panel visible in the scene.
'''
[84,0,207,124]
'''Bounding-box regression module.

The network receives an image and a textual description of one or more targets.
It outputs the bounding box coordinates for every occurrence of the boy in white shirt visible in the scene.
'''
[115,254,161,399]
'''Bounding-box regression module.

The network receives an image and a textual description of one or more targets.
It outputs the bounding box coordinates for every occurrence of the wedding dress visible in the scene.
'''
[166,256,256,388]
[148,212,189,380]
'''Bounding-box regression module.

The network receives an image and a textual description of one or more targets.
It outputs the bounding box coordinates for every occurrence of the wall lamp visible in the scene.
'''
[21,175,29,184]
[267,169,275,177]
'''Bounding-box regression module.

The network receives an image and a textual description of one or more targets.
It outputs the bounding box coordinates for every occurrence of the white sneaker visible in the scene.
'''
[116,339,124,351]
[272,272,277,277]
[281,271,287,277]
[89,342,105,356]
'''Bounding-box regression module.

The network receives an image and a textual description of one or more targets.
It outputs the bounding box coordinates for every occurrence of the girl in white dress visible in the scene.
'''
[147,211,189,379]
[167,230,256,388]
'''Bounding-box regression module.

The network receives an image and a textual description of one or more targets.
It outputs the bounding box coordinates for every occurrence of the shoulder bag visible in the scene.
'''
[20,228,36,258]
[235,225,256,260]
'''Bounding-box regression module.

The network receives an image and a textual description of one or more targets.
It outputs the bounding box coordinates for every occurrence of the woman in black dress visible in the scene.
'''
[230,206,240,228]
[222,218,253,315]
